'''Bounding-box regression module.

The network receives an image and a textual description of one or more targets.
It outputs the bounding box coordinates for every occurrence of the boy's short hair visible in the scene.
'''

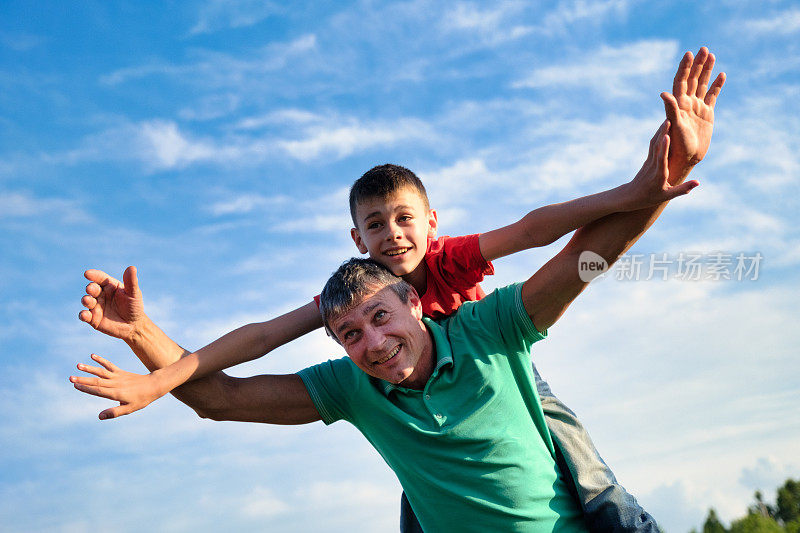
[349,164,430,227]
[320,257,413,343]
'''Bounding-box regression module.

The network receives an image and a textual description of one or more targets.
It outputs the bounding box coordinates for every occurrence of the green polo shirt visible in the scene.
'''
[298,283,585,532]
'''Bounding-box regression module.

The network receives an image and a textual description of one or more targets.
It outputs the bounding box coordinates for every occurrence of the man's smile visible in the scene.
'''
[374,344,401,365]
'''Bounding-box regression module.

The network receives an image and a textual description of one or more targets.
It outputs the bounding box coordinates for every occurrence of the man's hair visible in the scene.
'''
[349,164,430,227]
[320,257,413,343]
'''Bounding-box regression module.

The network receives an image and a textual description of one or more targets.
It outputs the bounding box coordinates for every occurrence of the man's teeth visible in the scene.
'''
[376,345,401,364]
[385,248,410,256]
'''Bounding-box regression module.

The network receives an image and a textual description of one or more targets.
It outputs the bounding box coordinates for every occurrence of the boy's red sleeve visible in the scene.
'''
[428,234,494,290]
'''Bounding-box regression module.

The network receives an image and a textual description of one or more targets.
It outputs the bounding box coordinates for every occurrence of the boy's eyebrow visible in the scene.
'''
[361,205,414,224]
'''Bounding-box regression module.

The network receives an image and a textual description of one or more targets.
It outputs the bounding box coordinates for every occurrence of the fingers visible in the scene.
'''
[661,92,680,125]
[686,47,709,97]
[123,266,140,298]
[672,50,693,97]
[668,180,700,199]
[100,404,136,420]
[696,52,715,98]
[657,133,670,178]
[90,353,120,373]
[705,72,726,107]
[84,269,121,290]
[647,119,669,161]
[75,360,112,379]
[78,309,92,323]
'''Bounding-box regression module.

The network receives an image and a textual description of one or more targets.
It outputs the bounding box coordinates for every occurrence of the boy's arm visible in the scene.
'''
[520,47,725,332]
[479,47,724,264]
[79,267,322,417]
[71,354,321,424]
[479,123,696,262]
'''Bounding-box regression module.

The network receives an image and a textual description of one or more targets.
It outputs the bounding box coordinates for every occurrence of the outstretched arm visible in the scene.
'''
[521,48,725,331]
[78,266,322,418]
[479,120,697,262]
[71,354,320,424]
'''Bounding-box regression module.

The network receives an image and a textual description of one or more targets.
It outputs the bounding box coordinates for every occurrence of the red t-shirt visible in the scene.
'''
[314,234,494,320]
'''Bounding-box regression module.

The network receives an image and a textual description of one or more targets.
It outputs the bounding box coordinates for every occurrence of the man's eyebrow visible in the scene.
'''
[335,299,383,336]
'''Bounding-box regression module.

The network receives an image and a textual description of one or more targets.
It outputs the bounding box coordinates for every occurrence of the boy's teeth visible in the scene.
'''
[386,248,410,256]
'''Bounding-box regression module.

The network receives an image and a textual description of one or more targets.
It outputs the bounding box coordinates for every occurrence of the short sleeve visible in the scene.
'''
[428,234,494,290]
[449,283,546,360]
[297,357,360,425]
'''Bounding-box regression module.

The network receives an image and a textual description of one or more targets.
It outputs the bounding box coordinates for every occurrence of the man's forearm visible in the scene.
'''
[124,315,234,413]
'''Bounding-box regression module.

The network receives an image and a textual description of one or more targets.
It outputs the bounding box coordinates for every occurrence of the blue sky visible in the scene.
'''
[1,1,799,531]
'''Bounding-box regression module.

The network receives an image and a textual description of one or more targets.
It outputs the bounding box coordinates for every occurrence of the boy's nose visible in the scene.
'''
[385,223,403,240]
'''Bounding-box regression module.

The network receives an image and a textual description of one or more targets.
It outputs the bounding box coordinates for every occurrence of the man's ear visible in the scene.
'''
[427,209,438,239]
[351,227,369,254]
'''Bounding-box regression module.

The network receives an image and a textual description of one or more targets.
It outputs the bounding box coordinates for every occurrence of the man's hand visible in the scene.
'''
[661,47,726,173]
[70,354,164,420]
[79,266,145,342]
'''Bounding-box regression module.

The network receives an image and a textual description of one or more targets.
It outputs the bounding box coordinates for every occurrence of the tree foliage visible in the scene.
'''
[694,478,800,533]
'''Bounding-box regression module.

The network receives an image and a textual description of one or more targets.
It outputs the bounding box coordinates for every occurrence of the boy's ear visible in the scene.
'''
[427,209,438,239]
[350,227,369,254]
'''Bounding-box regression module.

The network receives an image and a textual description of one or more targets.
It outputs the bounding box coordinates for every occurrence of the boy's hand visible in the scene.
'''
[661,47,726,173]
[70,354,166,420]
[626,120,699,209]
[79,266,145,343]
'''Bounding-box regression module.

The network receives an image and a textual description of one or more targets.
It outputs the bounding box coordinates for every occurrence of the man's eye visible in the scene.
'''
[375,310,387,321]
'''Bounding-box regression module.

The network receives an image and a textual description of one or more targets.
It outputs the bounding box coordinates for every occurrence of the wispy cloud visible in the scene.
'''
[189,0,283,36]
[441,2,534,44]
[736,8,800,36]
[0,191,91,224]
[513,40,678,97]
[100,34,318,86]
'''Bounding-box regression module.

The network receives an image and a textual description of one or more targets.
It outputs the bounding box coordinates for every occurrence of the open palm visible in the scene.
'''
[662,47,726,167]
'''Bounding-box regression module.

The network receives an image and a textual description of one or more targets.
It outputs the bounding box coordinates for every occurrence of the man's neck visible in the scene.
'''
[400,323,435,390]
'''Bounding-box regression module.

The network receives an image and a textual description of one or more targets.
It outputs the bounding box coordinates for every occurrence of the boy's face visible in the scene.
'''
[350,186,438,279]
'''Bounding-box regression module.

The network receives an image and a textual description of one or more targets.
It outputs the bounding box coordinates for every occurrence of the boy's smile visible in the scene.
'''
[350,186,438,291]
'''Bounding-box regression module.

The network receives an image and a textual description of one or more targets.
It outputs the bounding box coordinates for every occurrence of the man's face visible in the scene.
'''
[330,285,433,388]
[350,186,438,278]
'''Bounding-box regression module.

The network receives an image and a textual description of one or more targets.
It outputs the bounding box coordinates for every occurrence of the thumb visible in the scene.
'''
[124,266,140,298]
[668,180,699,199]
[661,92,680,125]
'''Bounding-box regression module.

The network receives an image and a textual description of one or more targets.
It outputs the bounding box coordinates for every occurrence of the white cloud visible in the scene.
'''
[442,2,533,44]
[0,191,91,224]
[277,117,437,162]
[541,0,633,31]
[207,193,291,216]
[241,486,290,518]
[100,34,318,87]
[189,0,283,36]
[513,40,678,97]
[737,8,800,36]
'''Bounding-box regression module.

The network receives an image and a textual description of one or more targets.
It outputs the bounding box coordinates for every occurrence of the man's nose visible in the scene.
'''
[364,326,386,351]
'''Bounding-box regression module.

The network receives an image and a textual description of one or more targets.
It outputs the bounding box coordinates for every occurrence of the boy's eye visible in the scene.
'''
[367,221,382,230]
[398,215,412,223]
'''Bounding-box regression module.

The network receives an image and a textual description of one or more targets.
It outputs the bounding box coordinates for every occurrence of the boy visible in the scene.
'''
[75,48,725,531]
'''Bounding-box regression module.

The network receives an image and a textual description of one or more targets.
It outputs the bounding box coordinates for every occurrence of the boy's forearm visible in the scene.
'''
[480,182,636,261]
[149,301,323,401]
